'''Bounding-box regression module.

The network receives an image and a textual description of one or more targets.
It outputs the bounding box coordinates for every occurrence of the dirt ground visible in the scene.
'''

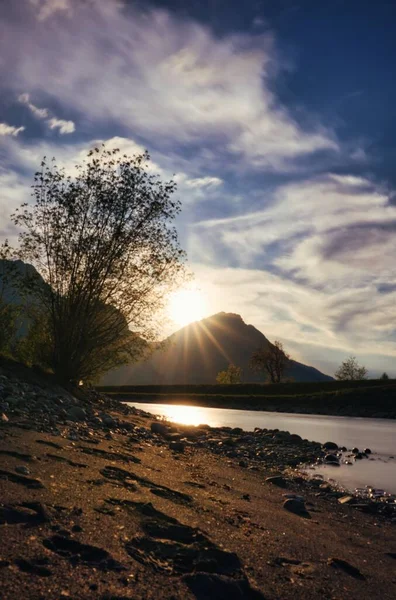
[1,409,396,600]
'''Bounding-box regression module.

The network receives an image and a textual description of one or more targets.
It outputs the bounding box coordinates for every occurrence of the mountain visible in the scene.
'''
[101,312,333,385]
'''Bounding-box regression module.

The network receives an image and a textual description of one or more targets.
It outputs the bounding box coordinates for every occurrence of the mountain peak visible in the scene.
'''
[102,311,333,384]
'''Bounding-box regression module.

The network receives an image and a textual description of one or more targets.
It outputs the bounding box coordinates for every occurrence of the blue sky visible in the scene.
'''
[1,0,396,377]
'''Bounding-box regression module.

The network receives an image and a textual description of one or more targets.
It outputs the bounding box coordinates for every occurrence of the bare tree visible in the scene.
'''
[11,146,187,383]
[216,364,242,384]
[250,340,290,383]
[334,356,368,381]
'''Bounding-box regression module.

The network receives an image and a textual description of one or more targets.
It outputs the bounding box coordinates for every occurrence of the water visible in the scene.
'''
[128,402,396,495]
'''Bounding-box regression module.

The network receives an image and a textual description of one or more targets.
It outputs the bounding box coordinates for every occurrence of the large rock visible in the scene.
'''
[283,498,310,518]
[66,406,86,422]
[323,441,338,450]
[324,454,340,465]
[150,421,169,436]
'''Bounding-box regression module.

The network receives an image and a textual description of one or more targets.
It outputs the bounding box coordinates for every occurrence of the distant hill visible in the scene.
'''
[101,312,333,385]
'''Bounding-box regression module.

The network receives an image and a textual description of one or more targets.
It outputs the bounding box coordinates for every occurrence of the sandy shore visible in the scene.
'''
[1,367,396,599]
[1,416,396,598]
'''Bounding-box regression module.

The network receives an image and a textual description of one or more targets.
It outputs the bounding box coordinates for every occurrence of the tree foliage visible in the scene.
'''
[334,356,368,381]
[11,146,187,383]
[250,340,290,383]
[380,372,389,380]
[216,363,243,384]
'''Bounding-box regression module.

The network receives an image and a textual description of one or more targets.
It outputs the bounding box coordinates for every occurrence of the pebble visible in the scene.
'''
[15,465,30,475]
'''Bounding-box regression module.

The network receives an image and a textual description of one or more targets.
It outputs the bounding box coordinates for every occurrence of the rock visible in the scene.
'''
[184,573,265,600]
[150,421,169,436]
[238,459,248,468]
[283,498,310,518]
[289,433,303,444]
[232,427,243,435]
[101,414,117,428]
[364,448,372,454]
[283,493,305,501]
[15,466,30,475]
[323,441,338,450]
[338,495,354,504]
[169,441,185,453]
[165,432,182,442]
[1,413,8,422]
[328,557,365,579]
[266,475,288,488]
[352,447,359,454]
[324,454,340,465]
[66,406,86,422]
[5,396,20,406]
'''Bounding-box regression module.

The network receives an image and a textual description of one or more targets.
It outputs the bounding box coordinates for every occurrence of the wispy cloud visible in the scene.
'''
[18,92,49,118]
[0,0,395,376]
[18,92,75,134]
[0,122,24,136]
[47,117,75,134]
[2,1,337,170]
[28,0,72,21]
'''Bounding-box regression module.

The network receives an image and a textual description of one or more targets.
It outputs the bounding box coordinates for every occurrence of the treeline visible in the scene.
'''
[97,381,396,418]
[98,378,396,397]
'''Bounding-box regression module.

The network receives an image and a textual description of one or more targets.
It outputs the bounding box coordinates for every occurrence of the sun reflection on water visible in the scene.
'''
[159,404,209,426]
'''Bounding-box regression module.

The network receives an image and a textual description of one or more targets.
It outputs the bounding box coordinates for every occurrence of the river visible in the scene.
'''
[128,402,396,495]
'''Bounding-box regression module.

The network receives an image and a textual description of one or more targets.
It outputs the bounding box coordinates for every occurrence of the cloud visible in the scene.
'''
[191,261,396,377]
[47,117,75,134]
[18,92,49,119]
[18,92,75,134]
[1,1,337,170]
[0,123,25,136]
[188,173,396,373]
[28,0,72,21]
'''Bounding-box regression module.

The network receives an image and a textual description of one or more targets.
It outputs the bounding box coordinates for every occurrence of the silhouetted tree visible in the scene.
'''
[334,356,367,381]
[380,372,389,380]
[10,146,186,383]
[250,340,290,383]
[216,363,242,384]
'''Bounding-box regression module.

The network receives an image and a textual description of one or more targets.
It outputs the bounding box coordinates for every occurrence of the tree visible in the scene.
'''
[10,146,187,383]
[216,364,242,384]
[250,340,290,383]
[334,356,368,381]
[380,372,389,380]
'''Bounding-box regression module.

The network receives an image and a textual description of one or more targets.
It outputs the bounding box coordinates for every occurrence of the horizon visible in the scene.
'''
[1,0,396,378]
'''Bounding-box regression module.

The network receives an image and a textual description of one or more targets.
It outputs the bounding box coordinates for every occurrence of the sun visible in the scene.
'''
[168,288,207,327]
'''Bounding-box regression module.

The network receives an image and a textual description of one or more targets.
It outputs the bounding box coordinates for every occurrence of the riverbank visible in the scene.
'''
[101,381,396,419]
[2,365,396,599]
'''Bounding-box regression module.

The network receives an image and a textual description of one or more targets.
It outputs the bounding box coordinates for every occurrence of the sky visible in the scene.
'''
[1,0,396,378]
